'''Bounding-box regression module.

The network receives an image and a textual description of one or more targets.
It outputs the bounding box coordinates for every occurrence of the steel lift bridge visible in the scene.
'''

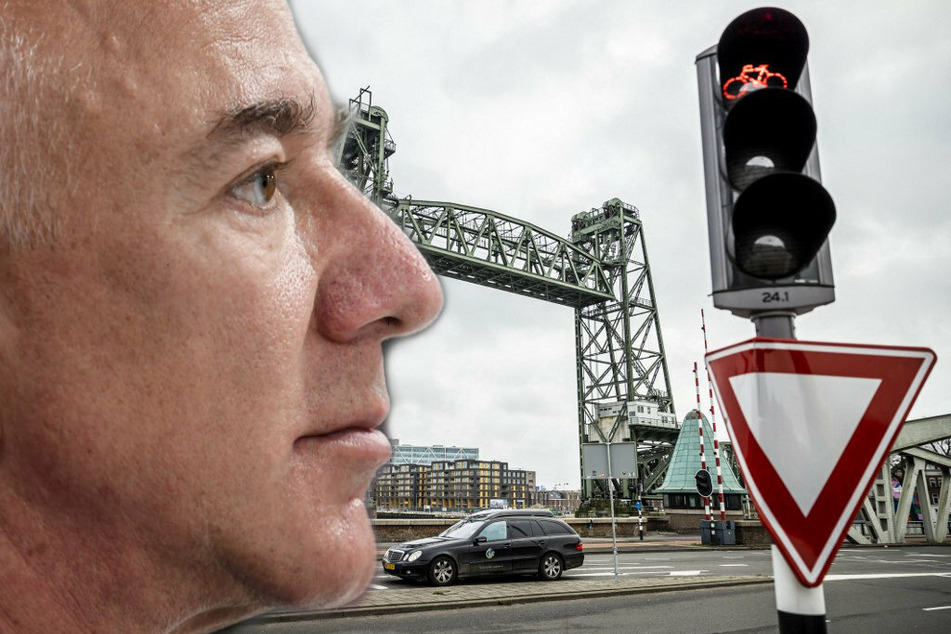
[337,89,678,501]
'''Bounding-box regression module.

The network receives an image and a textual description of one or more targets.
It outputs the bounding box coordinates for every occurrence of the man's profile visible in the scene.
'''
[0,1,442,632]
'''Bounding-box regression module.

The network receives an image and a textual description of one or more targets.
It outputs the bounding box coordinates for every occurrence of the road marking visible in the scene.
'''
[719,564,749,567]
[902,559,951,565]
[824,573,951,581]
[923,606,951,611]
[669,570,706,576]
[907,553,951,557]
[583,564,673,570]
[367,584,388,590]
[570,571,678,578]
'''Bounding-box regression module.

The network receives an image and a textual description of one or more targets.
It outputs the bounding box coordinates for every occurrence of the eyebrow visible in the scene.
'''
[207,95,351,151]
[210,96,317,140]
[187,95,352,173]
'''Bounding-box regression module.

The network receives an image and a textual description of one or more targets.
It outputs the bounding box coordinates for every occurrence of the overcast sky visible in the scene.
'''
[289,1,951,489]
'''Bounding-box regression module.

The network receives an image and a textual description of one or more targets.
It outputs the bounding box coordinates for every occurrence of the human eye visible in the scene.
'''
[228,161,289,211]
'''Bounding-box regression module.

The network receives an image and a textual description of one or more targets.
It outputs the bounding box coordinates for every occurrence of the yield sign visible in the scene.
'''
[706,338,935,587]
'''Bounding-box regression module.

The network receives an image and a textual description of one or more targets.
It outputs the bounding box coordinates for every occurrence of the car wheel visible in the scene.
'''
[538,552,563,581]
[428,556,457,586]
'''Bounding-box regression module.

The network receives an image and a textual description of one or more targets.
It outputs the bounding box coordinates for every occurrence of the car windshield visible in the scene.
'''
[439,519,482,539]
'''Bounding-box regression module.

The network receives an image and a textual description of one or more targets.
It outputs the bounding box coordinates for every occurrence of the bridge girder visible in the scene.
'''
[849,415,951,545]
[387,200,615,308]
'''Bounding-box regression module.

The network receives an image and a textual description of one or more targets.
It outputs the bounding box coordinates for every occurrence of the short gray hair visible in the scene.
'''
[0,6,73,249]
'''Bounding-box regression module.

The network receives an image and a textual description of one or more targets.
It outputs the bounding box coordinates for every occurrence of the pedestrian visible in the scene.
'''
[0,1,442,632]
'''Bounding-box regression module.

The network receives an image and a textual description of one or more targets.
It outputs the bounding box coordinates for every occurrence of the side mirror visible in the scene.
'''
[473,536,487,545]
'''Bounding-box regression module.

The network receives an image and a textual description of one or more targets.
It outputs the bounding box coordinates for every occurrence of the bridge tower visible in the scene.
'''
[571,201,678,500]
[336,87,395,204]
[338,89,678,501]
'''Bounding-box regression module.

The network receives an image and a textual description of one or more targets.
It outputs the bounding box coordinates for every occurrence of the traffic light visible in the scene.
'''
[697,7,835,317]
[695,469,714,498]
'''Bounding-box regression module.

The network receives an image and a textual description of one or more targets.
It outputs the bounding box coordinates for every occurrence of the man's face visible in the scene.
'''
[1,0,441,615]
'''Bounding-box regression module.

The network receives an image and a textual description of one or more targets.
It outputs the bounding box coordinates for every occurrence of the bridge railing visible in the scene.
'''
[386,199,616,308]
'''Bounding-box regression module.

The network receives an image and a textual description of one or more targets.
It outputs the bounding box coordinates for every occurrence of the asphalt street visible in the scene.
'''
[222,543,951,633]
[231,575,951,633]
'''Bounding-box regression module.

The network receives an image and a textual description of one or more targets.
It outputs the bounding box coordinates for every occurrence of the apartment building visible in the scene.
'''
[388,439,479,466]
[372,458,536,512]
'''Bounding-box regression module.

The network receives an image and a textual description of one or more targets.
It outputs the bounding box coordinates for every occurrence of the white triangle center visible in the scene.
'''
[728,372,881,516]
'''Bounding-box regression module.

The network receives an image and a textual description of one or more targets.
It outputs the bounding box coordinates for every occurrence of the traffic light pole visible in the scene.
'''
[699,9,838,631]
[752,311,827,633]
[752,311,796,338]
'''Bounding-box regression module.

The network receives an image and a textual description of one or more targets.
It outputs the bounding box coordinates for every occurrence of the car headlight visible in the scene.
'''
[406,550,422,562]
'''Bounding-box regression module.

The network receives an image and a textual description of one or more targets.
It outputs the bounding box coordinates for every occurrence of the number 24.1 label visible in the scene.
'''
[761,291,790,303]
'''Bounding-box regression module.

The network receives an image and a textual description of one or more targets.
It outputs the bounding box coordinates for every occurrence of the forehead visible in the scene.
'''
[68,0,328,152]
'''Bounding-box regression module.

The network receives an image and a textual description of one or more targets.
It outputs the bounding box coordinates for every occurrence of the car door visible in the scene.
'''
[469,520,513,576]
[507,519,547,573]
[536,518,584,569]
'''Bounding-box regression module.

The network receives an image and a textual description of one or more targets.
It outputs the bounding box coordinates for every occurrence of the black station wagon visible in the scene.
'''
[382,509,584,586]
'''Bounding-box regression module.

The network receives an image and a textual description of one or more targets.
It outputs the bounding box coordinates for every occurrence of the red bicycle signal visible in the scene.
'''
[723,63,788,100]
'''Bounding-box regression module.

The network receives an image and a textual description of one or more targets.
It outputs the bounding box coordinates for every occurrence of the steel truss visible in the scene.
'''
[338,89,677,500]
[848,414,951,545]
[571,200,677,500]
[388,200,614,308]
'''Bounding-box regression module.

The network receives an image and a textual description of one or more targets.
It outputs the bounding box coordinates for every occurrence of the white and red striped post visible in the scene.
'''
[693,362,712,522]
[701,310,727,522]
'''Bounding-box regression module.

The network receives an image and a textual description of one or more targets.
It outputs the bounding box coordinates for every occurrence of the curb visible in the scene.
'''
[250,576,772,624]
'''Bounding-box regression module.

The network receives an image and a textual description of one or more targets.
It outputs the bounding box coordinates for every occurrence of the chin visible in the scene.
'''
[274,498,379,609]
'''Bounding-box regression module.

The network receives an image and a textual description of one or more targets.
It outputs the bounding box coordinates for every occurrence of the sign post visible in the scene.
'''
[706,336,935,629]
[635,489,644,541]
[604,442,619,576]
[582,442,636,576]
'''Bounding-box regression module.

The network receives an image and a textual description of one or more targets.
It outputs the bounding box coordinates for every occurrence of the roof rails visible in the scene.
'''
[468,509,555,520]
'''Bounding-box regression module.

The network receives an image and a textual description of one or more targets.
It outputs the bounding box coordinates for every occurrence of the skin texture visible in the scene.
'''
[0,1,442,632]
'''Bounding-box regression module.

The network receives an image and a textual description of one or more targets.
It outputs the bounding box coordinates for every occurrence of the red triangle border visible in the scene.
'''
[705,338,936,587]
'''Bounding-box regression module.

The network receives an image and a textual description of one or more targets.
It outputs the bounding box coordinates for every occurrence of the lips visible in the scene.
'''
[292,426,392,495]
[294,369,392,490]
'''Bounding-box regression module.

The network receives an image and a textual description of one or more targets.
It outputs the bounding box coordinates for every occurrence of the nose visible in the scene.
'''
[310,174,443,343]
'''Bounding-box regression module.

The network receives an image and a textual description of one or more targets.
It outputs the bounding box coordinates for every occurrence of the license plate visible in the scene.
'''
[384,562,395,570]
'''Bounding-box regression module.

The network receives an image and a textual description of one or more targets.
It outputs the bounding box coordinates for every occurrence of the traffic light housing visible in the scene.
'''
[697,7,835,317]
[695,469,714,498]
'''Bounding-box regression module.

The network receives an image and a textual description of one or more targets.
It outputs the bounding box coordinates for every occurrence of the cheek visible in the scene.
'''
[171,216,316,375]
[85,215,319,476]
[265,230,317,348]
[183,223,318,447]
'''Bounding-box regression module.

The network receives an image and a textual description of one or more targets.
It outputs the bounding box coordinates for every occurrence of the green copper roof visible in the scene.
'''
[655,410,746,494]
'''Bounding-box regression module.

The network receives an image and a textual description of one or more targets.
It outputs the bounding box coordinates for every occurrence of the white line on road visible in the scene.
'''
[669,571,706,576]
[367,584,388,590]
[923,606,951,611]
[570,571,676,578]
[583,564,673,570]
[718,564,749,567]
[824,573,951,581]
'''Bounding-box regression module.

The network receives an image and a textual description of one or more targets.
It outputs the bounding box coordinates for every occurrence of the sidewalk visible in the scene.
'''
[240,534,770,627]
